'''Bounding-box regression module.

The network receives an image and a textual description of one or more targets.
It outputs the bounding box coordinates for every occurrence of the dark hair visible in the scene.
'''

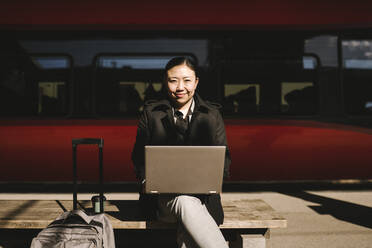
[164,56,199,79]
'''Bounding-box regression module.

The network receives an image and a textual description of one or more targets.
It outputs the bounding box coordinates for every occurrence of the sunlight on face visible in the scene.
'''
[166,64,199,108]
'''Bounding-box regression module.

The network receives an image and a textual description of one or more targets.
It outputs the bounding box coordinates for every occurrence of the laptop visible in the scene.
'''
[145,146,226,194]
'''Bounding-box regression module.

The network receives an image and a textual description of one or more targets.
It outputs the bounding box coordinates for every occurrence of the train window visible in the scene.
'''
[343,40,372,69]
[281,82,316,114]
[0,54,71,117]
[303,56,317,70]
[32,56,72,117]
[98,56,171,69]
[32,57,70,69]
[220,56,319,117]
[94,55,194,117]
[223,83,260,115]
[342,40,372,115]
[38,81,67,115]
[305,35,338,67]
[117,81,162,114]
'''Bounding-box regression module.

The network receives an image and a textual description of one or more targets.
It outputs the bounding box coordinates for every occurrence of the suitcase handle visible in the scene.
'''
[72,138,104,213]
[72,138,104,147]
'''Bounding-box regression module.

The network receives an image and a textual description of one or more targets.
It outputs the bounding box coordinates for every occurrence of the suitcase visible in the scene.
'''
[72,138,105,213]
[30,138,115,248]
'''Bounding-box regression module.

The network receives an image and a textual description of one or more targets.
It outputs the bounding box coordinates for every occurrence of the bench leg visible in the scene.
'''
[229,229,270,248]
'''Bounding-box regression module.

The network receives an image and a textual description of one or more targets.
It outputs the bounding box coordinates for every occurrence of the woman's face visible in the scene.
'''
[166,64,199,108]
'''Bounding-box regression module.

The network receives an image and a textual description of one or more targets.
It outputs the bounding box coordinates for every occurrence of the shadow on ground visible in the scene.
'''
[278,190,372,229]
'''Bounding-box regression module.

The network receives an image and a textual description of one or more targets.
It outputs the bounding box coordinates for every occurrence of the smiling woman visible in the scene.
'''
[131,57,231,248]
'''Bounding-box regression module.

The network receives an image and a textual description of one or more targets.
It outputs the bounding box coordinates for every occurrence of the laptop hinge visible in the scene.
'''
[209,191,217,194]
[150,191,159,194]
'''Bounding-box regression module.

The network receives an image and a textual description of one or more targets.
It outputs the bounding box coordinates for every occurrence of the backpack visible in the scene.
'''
[30,210,115,248]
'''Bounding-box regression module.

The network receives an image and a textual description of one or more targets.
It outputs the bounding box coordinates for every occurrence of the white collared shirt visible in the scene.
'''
[172,98,195,123]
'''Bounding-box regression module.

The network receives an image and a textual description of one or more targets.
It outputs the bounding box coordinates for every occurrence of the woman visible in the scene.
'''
[132,57,231,248]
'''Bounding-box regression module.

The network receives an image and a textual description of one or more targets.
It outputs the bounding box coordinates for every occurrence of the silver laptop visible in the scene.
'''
[145,146,226,194]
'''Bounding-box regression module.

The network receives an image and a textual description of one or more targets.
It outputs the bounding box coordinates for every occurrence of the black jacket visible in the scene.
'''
[131,93,231,225]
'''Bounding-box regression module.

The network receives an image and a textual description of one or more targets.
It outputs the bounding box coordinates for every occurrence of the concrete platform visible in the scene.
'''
[0,190,371,248]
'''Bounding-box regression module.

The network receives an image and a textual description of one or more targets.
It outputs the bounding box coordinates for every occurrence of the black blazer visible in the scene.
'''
[131,93,231,225]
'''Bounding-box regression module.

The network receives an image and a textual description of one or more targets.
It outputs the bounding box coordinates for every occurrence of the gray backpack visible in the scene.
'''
[30,210,115,248]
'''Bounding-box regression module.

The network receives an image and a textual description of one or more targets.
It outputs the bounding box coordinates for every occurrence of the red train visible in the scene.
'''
[1,1,372,182]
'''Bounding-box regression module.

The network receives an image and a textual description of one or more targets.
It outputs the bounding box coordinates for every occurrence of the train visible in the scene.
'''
[1,0,372,183]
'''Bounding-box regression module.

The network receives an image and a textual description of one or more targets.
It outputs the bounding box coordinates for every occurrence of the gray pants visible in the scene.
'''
[157,195,228,248]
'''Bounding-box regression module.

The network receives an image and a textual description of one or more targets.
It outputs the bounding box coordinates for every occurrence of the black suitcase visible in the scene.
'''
[72,138,105,213]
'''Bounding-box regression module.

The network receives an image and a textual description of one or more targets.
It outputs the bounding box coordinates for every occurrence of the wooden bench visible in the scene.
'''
[0,198,287,248]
